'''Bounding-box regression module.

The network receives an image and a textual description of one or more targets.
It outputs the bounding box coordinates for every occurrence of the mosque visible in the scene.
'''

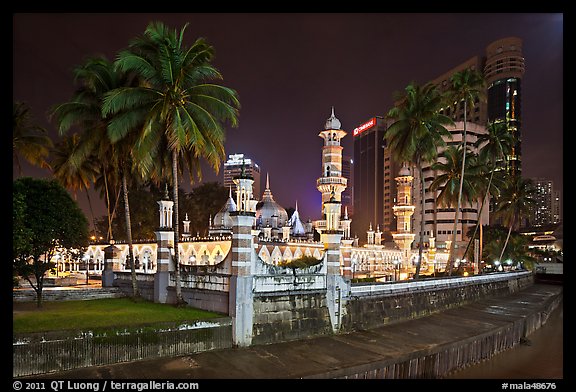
[59,108,450,281]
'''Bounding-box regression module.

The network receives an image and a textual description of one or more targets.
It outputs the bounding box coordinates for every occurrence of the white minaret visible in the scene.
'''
[392,163,416,270]
[317,107,348,206]
[314,108,348,237]
[233,160,256,214]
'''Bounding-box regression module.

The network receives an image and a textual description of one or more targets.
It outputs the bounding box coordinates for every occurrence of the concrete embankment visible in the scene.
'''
[20,283,562,379]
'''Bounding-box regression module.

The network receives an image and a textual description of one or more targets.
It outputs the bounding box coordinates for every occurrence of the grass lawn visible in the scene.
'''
[13,298,223,334]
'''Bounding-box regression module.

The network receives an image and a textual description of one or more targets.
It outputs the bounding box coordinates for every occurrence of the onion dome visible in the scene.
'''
[324,106,342,130]
[213,187,237,228]
[255,173,288,228]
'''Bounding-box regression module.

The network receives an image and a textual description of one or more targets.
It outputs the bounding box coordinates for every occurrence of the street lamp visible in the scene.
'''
[393,259,400,281]
[494,260,502,272]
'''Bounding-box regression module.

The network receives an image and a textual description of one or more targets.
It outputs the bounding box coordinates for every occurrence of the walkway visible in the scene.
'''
[20,283,562,379]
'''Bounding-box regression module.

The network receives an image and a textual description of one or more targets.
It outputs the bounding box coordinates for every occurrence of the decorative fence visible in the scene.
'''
[13,318,232,378]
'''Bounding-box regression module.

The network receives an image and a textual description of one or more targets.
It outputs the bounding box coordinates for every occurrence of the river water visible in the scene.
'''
[446,294,563,379]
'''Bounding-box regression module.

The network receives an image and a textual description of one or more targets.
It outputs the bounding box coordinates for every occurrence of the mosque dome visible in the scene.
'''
[256,174,288,227]
[398,164,411,177]
[213,188,237,228]
[324,106,341,130]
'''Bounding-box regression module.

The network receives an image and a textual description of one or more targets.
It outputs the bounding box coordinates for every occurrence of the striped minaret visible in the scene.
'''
[154,187,175,303]
[317,107,348,207]
[229,162,256,346]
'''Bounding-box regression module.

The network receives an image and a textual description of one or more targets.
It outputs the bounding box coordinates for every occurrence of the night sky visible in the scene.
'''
[13,13,563,224]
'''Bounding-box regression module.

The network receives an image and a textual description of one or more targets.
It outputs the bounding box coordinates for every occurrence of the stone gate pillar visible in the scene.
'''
[102,240,121,287]
[228,166,257,347]
[154,194,175,304]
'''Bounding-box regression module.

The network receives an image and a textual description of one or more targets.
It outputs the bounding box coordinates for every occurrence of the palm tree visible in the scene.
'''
[462,121,515,265]
[103,21,240,304]
[445,68,486,275]
[429,146,483,271]
[51,56,142,298]
[494,176,537,264]
[13,101,53,174]
[386,81,454,279]
[50,133,100,239]
[429,145,482,210]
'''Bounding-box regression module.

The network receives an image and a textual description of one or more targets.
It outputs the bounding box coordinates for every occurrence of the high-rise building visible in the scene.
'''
[433,56,487,125]
[433,37,525,177]
[411,37,524,250]
[552,190,562,224]
[531,178,561,227]
[352,116,399,239]
[485,37,525,178]
[412,122,490,253]
[341,155,353,216]
[223,153,261,199]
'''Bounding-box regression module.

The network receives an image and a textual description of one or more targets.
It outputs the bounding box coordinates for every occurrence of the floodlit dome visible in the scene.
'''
[213,189,237,228]
[256,174,288,228]
[324,106,342,130]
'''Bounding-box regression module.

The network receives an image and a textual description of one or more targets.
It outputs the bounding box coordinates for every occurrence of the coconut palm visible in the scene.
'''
[430,147,485,273]
[51,56,142,298]
[103,21,240,304]
[13,101,53,174]
[429,145,482,209]
[445,68,486,275]
[386,81,454,279]
[50,133,100,239]
[494,176,537,264]
[462,121,515,264]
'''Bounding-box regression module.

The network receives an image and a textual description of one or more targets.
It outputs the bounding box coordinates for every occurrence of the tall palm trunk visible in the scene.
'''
[498,216,515,264]
[122,171,138,298]
[85,189,98,238]
[463,168,495,263]
[415,159,425,279]
[479,221,483,271]
[448,102,468,275]
[103,168,114,241]
[172,150,184,305]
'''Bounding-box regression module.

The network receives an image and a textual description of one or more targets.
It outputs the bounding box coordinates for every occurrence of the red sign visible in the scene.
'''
[353,118,376,136]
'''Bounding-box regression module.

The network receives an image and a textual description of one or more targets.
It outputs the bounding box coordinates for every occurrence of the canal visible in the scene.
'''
[446,293,563,379]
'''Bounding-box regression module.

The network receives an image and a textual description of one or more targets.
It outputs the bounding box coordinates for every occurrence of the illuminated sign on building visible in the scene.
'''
[353,118,376,136]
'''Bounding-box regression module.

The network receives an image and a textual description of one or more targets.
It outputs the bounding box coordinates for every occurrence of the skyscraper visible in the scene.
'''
[485,37,525,177]
[223,153,261,199]
[352,116,399,239]
[531,178,561,227]
[433,37,525,176]
[341,155,353,216]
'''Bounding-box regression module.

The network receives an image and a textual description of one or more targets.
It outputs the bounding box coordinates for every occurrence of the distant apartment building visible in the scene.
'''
[223,153,261,200]
[531,178,562,226]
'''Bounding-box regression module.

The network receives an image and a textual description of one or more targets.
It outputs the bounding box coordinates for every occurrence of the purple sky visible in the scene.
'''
[13,13,563,223]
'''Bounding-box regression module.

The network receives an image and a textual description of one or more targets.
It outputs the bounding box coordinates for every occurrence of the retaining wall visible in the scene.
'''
[252,290,332,345]
[309,287,562,379]
[342,271,533,332]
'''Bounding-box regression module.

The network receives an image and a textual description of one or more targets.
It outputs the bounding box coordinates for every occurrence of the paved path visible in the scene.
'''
[21,283,562,380]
